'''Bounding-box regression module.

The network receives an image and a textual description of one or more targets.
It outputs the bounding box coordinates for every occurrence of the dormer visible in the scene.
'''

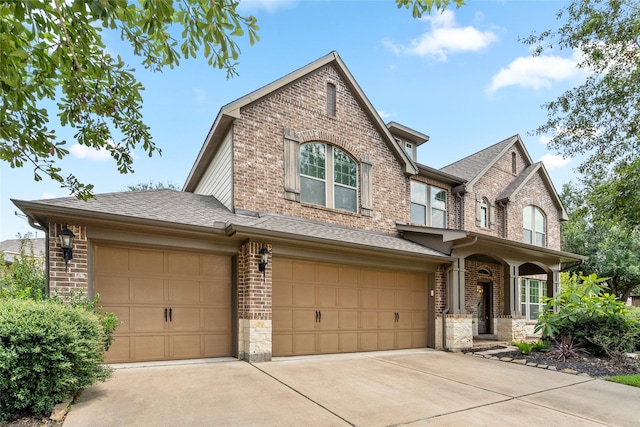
[387,122,429,162]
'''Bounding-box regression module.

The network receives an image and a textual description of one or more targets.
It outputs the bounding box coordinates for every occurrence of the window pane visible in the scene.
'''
[523,206,532,229]
[521,304,527,317]
[541,282,547,297]
[335,185,357,212]
[523,229,532,244]
[530,280,539,303]
[411,181,427,205]
[480,205,488,228]
[411,203,426,224]
[535,208,545,231]
[521,280,527,303]
[431,188,447,210]
[536,232,545,247]
[432,209,446,228]
[334,148,357,188]
[301,176,326,206]
[300,143,326,179]
[530,304,540,320]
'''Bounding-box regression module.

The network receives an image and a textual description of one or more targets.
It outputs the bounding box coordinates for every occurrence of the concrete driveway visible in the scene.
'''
[63,349,640,426]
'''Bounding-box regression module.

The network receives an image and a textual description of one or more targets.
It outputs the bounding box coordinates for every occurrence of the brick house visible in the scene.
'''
[13,51,583,363]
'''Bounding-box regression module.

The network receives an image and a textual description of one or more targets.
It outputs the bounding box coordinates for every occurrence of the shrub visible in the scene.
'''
[549,335,589,362]
[0,299,111,420]
[535,273,640,357]
[0,235,45,300]
[510,339,549,355]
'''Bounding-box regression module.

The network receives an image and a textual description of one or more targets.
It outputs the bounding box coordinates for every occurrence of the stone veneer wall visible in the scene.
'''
[496,316,527,342]
[237,241,273,362]
[48,223,89,298]
[443,314,473,352]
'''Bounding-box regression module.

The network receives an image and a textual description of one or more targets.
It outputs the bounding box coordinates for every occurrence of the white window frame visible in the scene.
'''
[300,143,357,212]
[521,278,547,321]
[523,205,546,247]
[480,198,488,228]
[410,181,447,228]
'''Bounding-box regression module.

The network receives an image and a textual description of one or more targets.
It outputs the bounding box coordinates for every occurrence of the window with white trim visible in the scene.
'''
[410,181,447,228]
[300,143,357,212]
[521,278,547,320]
[523,205,546,247]
[479,198,489,228]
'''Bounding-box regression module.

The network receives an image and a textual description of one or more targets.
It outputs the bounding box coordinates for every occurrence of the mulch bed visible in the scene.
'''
[1,416,63,427]
[475,348,640,378]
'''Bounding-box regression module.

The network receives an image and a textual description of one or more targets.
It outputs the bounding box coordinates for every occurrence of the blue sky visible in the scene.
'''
[1,0,586,240]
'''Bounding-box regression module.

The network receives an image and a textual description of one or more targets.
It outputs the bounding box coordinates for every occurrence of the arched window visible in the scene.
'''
[523,205,546,247]
[479,198,489,228]
[300,143,357,212]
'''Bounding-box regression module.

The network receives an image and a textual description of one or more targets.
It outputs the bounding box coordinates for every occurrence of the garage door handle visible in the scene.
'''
[164,307,168,322]
[395,312,399,322]
[319,311,321,322]
[315,311,318,322]
[169,307,172,322]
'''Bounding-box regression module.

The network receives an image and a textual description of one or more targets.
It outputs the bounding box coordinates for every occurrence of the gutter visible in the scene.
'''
[26,215,50,295]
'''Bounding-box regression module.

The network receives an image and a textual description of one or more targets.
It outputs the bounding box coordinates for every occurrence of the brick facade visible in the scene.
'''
[232,64,409,234]
[48,223,88,298]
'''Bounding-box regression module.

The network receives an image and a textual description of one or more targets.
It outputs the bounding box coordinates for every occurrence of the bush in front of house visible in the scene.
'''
[535,273,640,358]
[0,298,111,420]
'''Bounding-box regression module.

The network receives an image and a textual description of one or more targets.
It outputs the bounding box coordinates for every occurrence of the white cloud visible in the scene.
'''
[69,144,111,161]
[238,0,296,14]
[538,135,553,145]
[40,192,56,199]
[377,110,393,119]
[487,49,586,94]
[540,153,571,171]
[383,10,498,61]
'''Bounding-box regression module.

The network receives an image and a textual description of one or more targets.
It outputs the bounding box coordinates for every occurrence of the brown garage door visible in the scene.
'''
[273,258,427,356]
[94,245,232,363]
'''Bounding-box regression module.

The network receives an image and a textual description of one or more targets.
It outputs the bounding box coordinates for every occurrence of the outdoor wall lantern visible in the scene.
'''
[476,285,484,294]
[59,226,75,271]
[258,246,269,277]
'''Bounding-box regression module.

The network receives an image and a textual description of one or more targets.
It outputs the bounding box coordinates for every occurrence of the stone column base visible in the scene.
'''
[444,314,473,352]
[496,316,527,342]
[238,319,272,362]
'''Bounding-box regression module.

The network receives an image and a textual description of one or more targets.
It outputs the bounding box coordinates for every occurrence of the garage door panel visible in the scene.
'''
[395,291,413,310]
[130,249,165,274]
[169,279,201,304]
[273,259,293,281]
[105,336,130,362]
[131,277,165,303]
[273,334,293,355]
[273,283,292,306]
[413,291,427,310]
[133,336,166,360]
[102,305,131,331]
[338,288,358,308]
[294,334,316,355]
[171,335,201,358]
[293,285,315,306]
[204,334,231,357]
[340,333,358,352]
[339,266,359,285]
[293,261,315,282]
[317,264,339,284]
[360,270,378,287]
[378,311,395,329]
[318,333,339,353]
[202,280,230,304]
[203,308,231,331]
[132,307,166,331]
[396,312,412,328]
[397,331,412,349]
[273,309,293,330]
[95,246,129,273]
[293,309,316,330]
[377,270,395,288]
[378,332,395,350]
[360,332,377,350]
[318,310,338,330]
[361,311,378,329]
[413,331,427,347]
[96,276,130,302]
[170,307,201,331]
[167,253,200,276]
[378,290,395,309]
[340,311,358,329]
[317,287,336,307]
[361,289,378,308]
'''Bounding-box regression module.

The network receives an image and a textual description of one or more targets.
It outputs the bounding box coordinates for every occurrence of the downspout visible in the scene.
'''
[455,192,464,230]
[451,236,477,251]
[498,201,507,239]
[26,215,50,295]
[441,307,449,351]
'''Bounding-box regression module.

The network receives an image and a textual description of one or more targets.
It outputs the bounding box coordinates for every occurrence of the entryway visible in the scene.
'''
[477,281,492,335]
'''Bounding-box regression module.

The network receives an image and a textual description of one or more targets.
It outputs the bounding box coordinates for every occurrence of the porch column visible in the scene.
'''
[449,256,466,314]
[547,265,561,298]
[503,261,520,316]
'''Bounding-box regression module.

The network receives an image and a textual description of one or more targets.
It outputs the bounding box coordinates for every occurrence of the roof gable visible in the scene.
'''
[440,135,532,191]
[184,51,418,192]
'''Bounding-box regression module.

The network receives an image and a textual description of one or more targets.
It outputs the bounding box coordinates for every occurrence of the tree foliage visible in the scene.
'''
[395,0,465,18]
[0,0,259,199]
[124,179,179,191]
[525,0,640,176]
[0,234,45,300]
[560,180,640,301]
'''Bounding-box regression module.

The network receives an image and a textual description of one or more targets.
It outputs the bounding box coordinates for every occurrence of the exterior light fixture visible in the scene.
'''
[59,226,75,271]
[476,285,484,294]
[258,246,269,277]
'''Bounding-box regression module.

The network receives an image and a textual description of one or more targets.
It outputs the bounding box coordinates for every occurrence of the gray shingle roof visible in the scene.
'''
[1,238,46,264]
[14,190,447,259]
[440,135,519,182]
[496,163,540,202]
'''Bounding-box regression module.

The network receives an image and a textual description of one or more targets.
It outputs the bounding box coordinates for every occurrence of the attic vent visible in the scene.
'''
[327,83,336,116]
[511,152,517,174]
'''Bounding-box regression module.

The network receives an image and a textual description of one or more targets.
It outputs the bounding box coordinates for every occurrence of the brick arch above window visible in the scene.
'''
[297,129,362,160]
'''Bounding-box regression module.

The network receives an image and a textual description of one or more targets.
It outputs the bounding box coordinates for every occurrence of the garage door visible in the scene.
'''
[94,245,232,363]
[273,258,427,356]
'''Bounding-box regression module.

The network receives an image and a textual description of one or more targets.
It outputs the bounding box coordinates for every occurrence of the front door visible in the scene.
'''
[477,282,491,334]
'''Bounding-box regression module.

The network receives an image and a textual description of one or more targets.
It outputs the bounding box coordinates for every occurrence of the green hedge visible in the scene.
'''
[0,299,111,420]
